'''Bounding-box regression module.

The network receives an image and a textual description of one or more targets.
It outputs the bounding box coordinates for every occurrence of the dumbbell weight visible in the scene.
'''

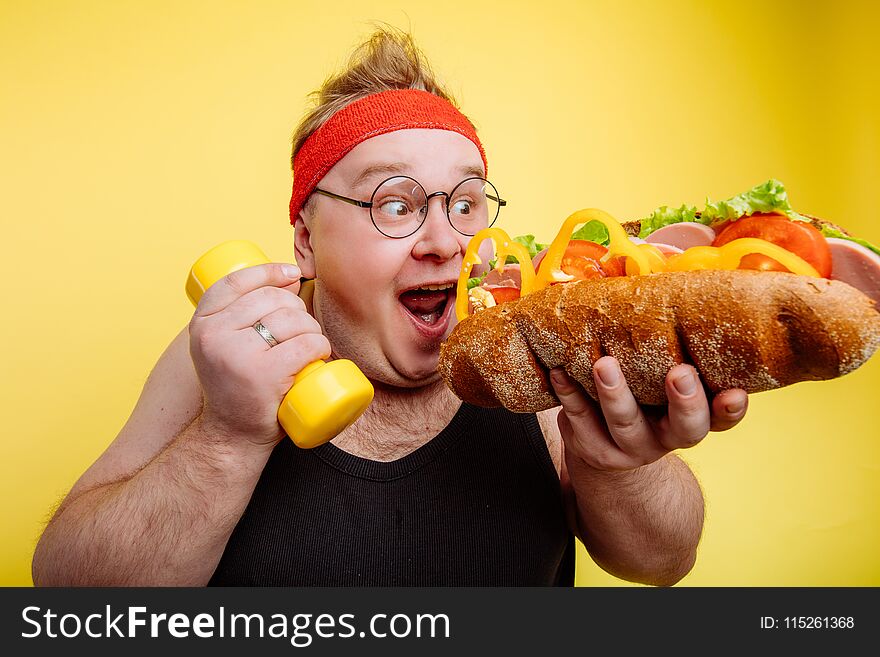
[185,240,374,448]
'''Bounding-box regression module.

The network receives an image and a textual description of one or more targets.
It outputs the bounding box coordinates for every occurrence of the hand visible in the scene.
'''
[549,356,748,472]
[188,263,331,446]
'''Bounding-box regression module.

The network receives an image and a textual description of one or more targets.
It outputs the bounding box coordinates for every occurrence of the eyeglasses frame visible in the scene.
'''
[312,175,506,239]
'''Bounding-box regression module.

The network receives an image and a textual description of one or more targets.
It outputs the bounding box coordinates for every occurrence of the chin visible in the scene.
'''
[399,356,442,385]
[383,347,443,387]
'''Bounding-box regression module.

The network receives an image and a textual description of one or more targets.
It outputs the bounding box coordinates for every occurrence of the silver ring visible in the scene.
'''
[253,321,279,347]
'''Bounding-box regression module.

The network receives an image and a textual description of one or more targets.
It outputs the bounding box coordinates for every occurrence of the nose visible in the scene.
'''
[410,194,463,261]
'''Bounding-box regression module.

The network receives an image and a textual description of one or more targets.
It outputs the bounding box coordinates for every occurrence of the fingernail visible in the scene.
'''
[596,361,620,387]
[725,399,745,415]
[673,371,697,396]
[282,264,300,279]
[551,369,567,385]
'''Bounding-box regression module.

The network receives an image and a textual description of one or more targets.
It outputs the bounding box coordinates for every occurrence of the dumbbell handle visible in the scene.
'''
[185,241,374,448]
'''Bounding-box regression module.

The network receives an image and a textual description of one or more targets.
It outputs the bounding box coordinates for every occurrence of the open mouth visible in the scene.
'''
[398,282,456,336]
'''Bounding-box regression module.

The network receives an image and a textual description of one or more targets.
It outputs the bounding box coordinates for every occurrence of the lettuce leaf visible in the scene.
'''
[513,234,550,260]
[820,225,880,257]
[493,234,550,266]
[638,204,701,238]
[637,179,805,238]
[467,273,488,290]
[701,178,802,223]
[571,220,610,246]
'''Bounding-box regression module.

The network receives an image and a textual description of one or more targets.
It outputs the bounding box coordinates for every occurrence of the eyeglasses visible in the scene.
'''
[313,175,506,238]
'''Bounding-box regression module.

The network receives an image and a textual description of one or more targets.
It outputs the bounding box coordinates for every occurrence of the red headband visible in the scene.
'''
[289,88,487,224]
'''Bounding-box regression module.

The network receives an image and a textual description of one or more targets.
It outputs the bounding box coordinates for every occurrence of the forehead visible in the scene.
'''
[323,129,485,190]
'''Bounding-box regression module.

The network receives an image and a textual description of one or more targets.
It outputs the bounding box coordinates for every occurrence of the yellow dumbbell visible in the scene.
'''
[185,240,374,448]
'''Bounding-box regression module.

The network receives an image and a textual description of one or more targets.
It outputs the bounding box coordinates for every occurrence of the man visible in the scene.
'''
[32,29,748,587]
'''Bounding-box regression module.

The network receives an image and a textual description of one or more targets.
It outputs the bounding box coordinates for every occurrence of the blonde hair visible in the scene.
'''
[290,25,465,168]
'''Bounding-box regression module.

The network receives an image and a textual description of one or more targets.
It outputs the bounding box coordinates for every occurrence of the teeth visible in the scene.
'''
[414,283,454,291]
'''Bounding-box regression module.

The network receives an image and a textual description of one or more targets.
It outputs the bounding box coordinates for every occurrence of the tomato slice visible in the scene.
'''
[537,240,624,281]
[709,212,783,236]
[560,254,604,280]
[488,286,520,304]
[602,255,627,277]
[712,213,832,278]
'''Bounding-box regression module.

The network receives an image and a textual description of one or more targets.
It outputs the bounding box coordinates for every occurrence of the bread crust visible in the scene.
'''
[438,270,880,412]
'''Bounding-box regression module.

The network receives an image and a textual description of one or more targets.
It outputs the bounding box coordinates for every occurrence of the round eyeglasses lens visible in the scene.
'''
[370,177,428,238]
[447,178,501,236]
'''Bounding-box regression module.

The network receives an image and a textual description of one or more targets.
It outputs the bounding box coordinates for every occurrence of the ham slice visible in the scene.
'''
[649,243,684,256]
[481,263,522,289]
[532,248,548,271]
[646,222,716,250]
[826,237,880,308]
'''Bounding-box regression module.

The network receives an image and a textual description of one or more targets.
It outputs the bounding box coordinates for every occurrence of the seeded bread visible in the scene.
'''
[438,270,880,411]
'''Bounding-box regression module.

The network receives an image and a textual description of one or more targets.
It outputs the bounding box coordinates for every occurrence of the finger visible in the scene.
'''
[656,364,711,451]
[592,357,666,462]
[196,263,301,316]
[244,306,323,351]
[266,332,333,381]
[550,367,600,421]
[216,285,307,330]
[709,389,749,432]
[549,367,635,471]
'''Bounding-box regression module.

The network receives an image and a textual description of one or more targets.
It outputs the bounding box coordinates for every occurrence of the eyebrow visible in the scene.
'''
[350,163,410,190]
[458,164,486,179]
[350,162,487,190]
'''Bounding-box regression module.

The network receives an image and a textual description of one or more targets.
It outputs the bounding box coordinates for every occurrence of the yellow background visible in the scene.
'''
[2,0,878,586]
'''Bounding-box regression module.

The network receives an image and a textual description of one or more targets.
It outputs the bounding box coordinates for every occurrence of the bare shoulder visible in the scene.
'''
[63,325,203,503]
[536,406,563,478]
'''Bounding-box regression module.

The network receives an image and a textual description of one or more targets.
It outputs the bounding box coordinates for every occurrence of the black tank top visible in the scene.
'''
[209,402,575,586]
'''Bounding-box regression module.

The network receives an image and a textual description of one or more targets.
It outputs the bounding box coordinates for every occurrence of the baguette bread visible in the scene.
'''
[438,270,880,411]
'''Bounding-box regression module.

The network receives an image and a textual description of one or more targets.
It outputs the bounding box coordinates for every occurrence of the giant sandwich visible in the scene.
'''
[437,180,880,411]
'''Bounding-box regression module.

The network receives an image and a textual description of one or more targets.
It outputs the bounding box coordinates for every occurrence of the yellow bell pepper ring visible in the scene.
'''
[665,237,820,277]
[186,240,374,448]
[455,228,537,321]
[626,242,669,275]
[534,209,652,290]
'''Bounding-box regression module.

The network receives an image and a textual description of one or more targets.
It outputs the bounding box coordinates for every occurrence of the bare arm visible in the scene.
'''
[569,441,703,586]
[33,325,205,584]
[32,326,272,585]
[33,263,329,586]
[539,405,702,586]
[540,356,748,586]
[33,412,275,585]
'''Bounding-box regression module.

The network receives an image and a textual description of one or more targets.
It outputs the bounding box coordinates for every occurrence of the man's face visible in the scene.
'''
[295,128,494,388]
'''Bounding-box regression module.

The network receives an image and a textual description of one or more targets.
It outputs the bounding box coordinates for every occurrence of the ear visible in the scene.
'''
[293,210,316,279]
